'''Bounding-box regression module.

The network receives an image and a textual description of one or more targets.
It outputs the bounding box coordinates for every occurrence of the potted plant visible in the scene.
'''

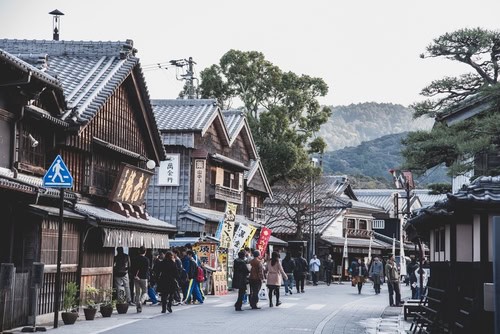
[83,285,99,320]
[99,288,115,317]
[61,282,79,325]
[115,289,129,314]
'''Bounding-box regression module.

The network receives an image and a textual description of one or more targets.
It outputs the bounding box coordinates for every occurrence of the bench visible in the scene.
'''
[409,286,448,334]
[331,274,342,284]
[404,298,423,320]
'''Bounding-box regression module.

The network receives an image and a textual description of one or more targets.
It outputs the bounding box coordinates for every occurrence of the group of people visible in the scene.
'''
[349,254,429,307]
[233,250,330,311]
[113,244,205,314]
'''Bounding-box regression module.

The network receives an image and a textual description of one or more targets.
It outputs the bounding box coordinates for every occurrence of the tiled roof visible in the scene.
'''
[406,176,500,237]
[0,48,62,88]
[151,99,219,131]
[449,175,500,203]
[222,109,245,138]
[353,188,446,213]
[0,39,140,124]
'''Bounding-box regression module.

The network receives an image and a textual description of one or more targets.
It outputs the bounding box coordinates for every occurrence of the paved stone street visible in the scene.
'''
[7,282,413,334]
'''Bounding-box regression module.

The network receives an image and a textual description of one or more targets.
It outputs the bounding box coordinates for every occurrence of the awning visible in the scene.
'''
[29,204,86,220]
[74,203,176,248]
[102,227,169,249]
[75,203,177,232]
[268,235,288,246]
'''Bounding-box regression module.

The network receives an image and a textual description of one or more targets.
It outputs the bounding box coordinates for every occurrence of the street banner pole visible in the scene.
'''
[53,188,64,328]
[42,155,73,329]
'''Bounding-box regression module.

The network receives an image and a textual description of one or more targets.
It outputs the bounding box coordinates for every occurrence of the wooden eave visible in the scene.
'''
[201,109,230,147]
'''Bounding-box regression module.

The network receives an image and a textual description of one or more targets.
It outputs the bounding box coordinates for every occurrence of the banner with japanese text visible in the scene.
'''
[256,227,272,259]
[232,223,252,256]
[219,202,237,248]
[194,242,217,269]
[244,225,257,248]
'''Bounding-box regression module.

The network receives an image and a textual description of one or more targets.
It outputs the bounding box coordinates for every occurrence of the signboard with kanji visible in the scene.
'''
[193,159,206,203]
[109,163,153,206]
[158,154,180,186]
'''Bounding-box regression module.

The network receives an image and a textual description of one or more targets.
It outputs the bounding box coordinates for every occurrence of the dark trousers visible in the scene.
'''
[249,279,262,308]
[373,275,381,293]
[235,287,246,309]
[161,292,173,312]
[388,280,401,305]
[295,273,305,292]
[325,270,332,285]
[311,271,318,284]
[387,280,394,305]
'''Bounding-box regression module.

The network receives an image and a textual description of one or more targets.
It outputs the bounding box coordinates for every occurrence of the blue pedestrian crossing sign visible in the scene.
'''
[43,155,73,188]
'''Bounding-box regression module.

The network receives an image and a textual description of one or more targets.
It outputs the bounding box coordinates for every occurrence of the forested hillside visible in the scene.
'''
[318,102,433,151]
[321,132,448,187]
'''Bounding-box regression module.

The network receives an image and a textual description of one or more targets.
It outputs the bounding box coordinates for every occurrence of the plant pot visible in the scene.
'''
[61,311,78,325]
[100,305,113,317]
[84,307,97,320]
[116,303,129,314]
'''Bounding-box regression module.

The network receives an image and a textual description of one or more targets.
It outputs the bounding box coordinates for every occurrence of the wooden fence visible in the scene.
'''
[38,265,78,315]
[1,272,30,330]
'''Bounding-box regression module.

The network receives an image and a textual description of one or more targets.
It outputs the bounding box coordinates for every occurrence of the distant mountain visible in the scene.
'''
[318,102,434,151]
[321,132,449,187]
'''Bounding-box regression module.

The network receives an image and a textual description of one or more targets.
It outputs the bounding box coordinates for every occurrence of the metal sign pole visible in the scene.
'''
[53,189,64,328]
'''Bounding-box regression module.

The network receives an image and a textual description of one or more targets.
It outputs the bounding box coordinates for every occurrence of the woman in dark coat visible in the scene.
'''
[156,251,180,313]
[232,250,250,311]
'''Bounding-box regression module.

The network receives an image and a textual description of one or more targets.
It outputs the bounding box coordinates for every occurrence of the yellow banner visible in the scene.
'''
[244,225,257,248]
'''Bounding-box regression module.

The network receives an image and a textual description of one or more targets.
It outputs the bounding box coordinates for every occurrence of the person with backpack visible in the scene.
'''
[293,253,308,293]
[183,250,204,304]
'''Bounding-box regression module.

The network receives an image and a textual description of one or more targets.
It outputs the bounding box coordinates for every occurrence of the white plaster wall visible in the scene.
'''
[473,215,481,262]
[456,224,472,261]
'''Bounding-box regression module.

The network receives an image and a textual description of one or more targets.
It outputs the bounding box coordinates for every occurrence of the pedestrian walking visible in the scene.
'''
[156,251,180,313]
[183,250,204,304]
[368,257,384,294]
[350,258,368,294]
[266,251,287,308]
[249,250,265,309]
[172,248,184,305]
[233,250,250,311]
[324,255,334,286]
[294,253,308,293]
[385,254,402,306]
[281,252,295,295]
[131,246,149,313]
[309,254,321,286]
[113,247,133,305]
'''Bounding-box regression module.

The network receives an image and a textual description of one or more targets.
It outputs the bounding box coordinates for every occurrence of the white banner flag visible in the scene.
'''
[232,223,252,255]
[342,234,348,258]
[400,216,407,275]
[368,235,373,262]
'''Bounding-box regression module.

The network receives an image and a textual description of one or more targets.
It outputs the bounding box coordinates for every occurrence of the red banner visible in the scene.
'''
[256,227,272,259]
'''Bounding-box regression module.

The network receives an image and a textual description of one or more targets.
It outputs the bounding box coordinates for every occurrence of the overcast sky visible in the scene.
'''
[2,0,500,107]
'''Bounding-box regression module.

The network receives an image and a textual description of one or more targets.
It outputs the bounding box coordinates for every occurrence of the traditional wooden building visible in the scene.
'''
[0,39,176,329]
[405,176,497,332]
[265,176,395,277]
[146,101,275,242]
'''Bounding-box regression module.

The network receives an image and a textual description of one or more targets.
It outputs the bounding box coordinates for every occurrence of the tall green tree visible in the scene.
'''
[403,28,500,176]
[199,50,331,184]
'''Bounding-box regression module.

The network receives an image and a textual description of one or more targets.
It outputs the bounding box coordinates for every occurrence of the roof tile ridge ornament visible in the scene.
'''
[120,39,137,59]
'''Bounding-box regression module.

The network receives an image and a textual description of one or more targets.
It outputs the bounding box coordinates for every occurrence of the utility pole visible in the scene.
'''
[170,57,198,99]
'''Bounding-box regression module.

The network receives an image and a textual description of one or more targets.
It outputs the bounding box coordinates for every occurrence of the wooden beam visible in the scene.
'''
[81,266,113,276]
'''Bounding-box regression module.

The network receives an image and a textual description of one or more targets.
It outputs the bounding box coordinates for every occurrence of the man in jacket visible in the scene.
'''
[113,247,133,305]
[369,257,383,294]
[249,250,264,309]
[131,246,149,313]
[233,250,250,311]
[309,254,321,286]
[293,253,308,293]
[385,254,402,306]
